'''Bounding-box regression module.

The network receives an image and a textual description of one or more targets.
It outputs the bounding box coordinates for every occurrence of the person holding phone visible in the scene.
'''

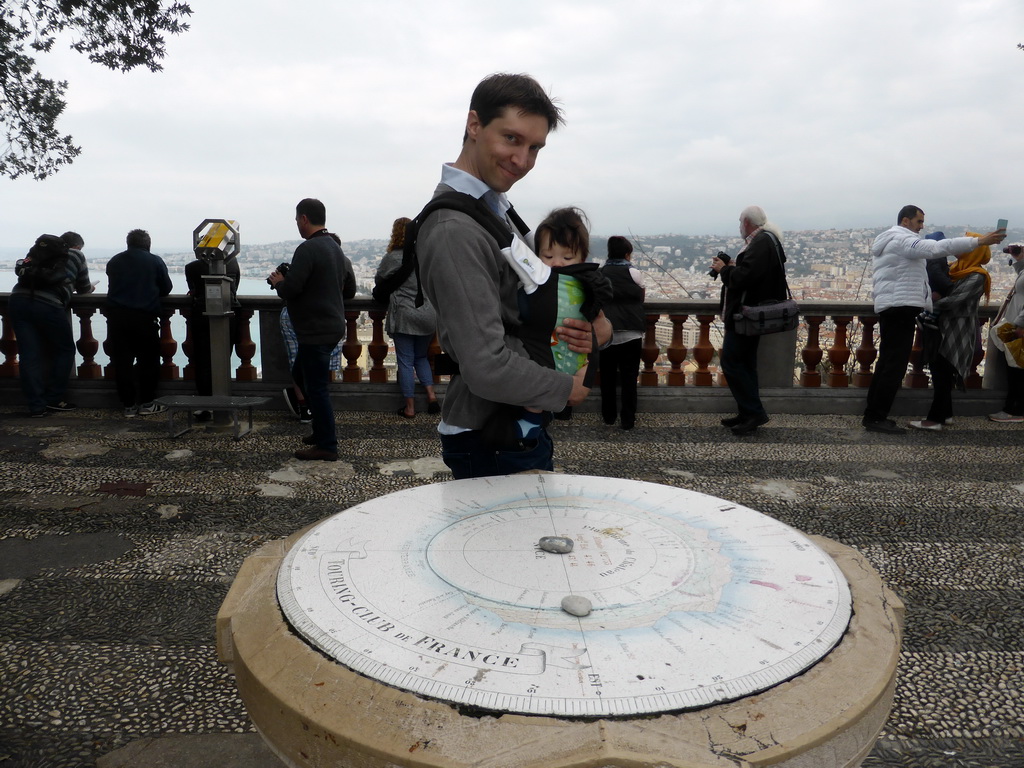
[862,205,1005,434]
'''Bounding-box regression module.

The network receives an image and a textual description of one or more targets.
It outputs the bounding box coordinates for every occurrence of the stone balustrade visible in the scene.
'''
[0,294,1006,413]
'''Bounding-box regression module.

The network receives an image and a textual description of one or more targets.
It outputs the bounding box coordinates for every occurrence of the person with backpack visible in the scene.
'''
[415,73,610,479]
[373,216,440,419]
[9,231,94,417]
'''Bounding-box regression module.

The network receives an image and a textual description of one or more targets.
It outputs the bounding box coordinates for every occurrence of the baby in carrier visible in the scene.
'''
[495,207,610,443]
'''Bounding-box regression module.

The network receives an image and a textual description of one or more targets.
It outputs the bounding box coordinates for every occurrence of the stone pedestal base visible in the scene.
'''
[217,533,903,768]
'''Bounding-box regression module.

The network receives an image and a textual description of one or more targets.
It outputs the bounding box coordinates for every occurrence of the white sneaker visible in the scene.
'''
[139,402,167,415]
[909,420,942,431]
[989,411,1024,423]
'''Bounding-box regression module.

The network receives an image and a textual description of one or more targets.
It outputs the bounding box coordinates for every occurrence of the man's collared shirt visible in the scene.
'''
[441,163,510,219]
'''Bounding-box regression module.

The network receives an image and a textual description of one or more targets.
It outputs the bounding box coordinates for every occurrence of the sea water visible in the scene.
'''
[0,272,274,374]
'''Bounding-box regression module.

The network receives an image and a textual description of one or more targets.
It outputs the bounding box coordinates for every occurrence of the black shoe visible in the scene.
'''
[194,410,213,423]
[863,418,906,434]
[46,401,76,412]
[731,413,769,436]
[720,414,744,427]
[298,404,312,424]
[294,447,338,462]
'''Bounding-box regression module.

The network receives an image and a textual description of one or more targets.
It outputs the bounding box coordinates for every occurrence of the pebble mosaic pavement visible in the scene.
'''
[0,406,1022,768]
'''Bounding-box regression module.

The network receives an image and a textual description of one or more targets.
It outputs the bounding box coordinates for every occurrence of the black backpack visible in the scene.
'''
[371,191,530,306]
[15,234,71,291]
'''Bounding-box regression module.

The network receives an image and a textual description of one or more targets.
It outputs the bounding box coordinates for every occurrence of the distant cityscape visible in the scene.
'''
[3,225,1021,301]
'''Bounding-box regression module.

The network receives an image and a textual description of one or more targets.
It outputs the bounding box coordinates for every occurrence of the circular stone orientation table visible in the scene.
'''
[217,475,904,768]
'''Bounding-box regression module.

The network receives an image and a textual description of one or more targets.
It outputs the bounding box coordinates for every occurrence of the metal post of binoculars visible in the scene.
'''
[192,220,240,422]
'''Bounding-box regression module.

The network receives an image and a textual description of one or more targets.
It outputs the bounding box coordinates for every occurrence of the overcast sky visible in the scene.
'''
[2,0,1022,253]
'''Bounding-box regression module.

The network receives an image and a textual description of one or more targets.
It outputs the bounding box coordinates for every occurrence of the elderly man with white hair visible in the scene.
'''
[710,205,789,436]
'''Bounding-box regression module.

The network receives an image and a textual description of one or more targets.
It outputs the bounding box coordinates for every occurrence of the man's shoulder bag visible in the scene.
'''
[732,233,799,336]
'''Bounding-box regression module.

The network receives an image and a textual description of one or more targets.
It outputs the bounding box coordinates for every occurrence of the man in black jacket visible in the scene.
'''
[710,205,789,436]
[106,229,173,417]
[268,199,355,461]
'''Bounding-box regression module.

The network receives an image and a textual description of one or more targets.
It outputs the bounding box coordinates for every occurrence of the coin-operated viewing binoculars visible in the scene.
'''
[192,219,240,397]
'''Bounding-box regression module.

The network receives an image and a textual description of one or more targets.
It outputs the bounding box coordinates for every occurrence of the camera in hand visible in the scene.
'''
[267,262,290,288]
[709,251,731,280]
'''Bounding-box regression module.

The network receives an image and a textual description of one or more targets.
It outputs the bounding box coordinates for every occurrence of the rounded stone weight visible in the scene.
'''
[539,535,574,554]
[561,595,592,617]
[217,476,903,768]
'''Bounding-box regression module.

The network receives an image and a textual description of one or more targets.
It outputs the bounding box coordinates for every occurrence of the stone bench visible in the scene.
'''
[154,395,270,440]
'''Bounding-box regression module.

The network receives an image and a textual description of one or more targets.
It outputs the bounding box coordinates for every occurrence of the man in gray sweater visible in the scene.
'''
[418,73,609,479]
[269,198,354,461]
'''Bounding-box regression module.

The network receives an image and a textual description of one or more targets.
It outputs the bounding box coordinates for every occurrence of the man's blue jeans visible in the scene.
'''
[440,426,554,479]
[9,294,76,414]
[296,342,337,452]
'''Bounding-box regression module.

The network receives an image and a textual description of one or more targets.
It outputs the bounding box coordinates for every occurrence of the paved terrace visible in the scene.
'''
[0,406,1021,768]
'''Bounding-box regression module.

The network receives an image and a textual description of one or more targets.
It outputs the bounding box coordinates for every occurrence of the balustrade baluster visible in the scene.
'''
[428,333,445,382]
[181,307,195,381]
[666,314,688,387]
[367,309,389,383]
[158,309,179,380]
[640,312,660,386]
[73,307,101,379]
[801,315,824,387]
[692,314,716,386]
[852,317,877,387]
[235,308,257,381]
[342,309,363,382]
[827,316,852,387]
[964,318,987,389]
[0,310,18,378]
[101,308,115,380]
[905,327,928,388]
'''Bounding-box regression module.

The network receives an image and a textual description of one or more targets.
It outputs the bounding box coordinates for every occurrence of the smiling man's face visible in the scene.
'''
[461,107,550,194]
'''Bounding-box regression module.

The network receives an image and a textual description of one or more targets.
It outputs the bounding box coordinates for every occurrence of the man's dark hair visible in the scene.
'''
[897,205,923,223]
[61,231,84,249]
[535,207,590,261]
[607,235,633,260]
[126,229,151,250]
[296,198,327,226]
[463,73,564,142]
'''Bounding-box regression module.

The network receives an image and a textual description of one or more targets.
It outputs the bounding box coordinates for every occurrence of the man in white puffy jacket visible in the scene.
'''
[863,205,1005,433]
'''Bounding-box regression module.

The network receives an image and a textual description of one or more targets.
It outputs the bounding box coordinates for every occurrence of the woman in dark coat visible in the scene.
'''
[910,242,991,431]
[598,236,646,430]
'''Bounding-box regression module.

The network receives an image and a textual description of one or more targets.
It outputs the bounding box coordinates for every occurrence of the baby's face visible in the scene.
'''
[537,233,583,267]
